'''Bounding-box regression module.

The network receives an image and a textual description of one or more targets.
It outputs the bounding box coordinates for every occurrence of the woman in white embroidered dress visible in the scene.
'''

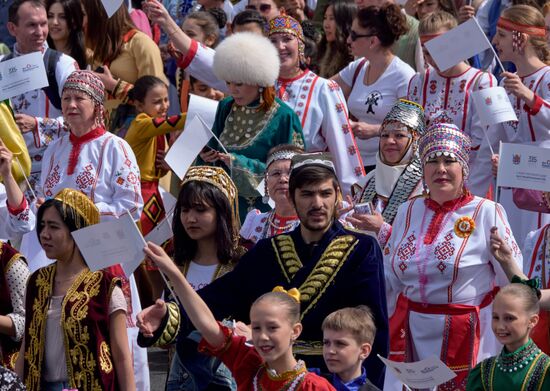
[38,70,149,390]
[240,144,303,244]
[384,123,522,390]
[407,11,496,198]
[485,5,550,251]
[331,3,415,172]
[143,0,364,195]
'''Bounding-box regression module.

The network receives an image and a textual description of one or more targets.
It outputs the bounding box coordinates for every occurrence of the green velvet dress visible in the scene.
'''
[466,339,550,391]
[203,96,304,221]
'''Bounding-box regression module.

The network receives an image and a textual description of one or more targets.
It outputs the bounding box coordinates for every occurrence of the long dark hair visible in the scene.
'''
[46,0,87,69]
[172,181,237,266]
[318,0,356,77]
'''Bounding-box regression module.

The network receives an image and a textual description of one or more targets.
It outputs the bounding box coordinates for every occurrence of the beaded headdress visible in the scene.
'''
[418,123,471,177]
[182,166,237,204]
[53,188,100,229]
[63,70,105,128]
[63,70,105,105]
[290,152,336,174]
[267,14,305,65]
[381,99,426,136]
[266,149,299,168]
[181,166,239,230]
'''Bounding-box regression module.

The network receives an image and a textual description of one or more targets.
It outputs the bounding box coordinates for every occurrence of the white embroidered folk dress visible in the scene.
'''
[179,40,365,194]
[384,195,522,390]
[474,67,550,249]
[39,130,143,221]
[10,44,76,194]
[407,66,496,197]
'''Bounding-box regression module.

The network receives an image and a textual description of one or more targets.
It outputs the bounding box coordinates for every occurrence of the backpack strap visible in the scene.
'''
[42,48,62,110]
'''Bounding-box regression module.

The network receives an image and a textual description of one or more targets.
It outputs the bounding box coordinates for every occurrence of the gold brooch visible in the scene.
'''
[454,216,475,238]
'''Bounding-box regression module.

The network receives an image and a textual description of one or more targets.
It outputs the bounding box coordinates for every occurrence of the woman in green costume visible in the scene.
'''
[199,31,304,221]
[466,282,550,391]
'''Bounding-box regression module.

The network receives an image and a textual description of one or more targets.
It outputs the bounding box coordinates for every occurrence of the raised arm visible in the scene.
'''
[143,242,226,348]
[143,0,193,56]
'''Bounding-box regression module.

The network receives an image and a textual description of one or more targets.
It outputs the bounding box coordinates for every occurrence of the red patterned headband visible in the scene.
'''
[497,17,547,37]
[419,33,443,45]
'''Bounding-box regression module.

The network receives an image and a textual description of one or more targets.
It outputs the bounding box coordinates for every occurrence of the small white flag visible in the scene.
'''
[471,86,517,127]
[72,213,146,276]
[424,18,492,72]
[165,115,216,180]
[186,94,219,130]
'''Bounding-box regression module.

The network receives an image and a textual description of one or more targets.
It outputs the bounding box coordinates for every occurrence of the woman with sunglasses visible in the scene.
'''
[144,1,365,196]
[331,3,415,173]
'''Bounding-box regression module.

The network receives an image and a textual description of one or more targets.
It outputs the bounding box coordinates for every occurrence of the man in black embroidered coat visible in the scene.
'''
[137,153,389,388]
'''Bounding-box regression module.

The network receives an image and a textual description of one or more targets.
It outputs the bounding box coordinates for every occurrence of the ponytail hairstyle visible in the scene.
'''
[501,5,550,64]
[418,10,458,35]
[128,75,167,103]
[356,3,408,47]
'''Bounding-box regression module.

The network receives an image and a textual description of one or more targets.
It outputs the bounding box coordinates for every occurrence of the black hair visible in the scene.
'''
[172,181,237,265]
[288,165,340,203]
[303,36,319,74]
[318,0,356,77]
[356,3,408,47]
[206,7,227,29]
[45,0,87,69]
[128,75,167,102]
[232,9,266,30]
[9,0,45,24]
[36,199,88,240]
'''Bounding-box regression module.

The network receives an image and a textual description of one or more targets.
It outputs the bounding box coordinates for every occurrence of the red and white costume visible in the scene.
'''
[474,66,550,249]
[178,40,364,194]
[407,66,496,197]
[384,194,522,390]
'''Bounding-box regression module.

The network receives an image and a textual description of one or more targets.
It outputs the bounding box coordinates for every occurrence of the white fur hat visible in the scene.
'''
[213,32,280,87]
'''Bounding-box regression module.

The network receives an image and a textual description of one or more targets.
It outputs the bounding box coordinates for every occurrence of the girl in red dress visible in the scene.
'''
[141,242,335,390]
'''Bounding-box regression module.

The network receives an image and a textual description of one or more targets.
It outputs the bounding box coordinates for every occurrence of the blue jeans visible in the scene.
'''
[41,381,70,391]
[167,331,236,391]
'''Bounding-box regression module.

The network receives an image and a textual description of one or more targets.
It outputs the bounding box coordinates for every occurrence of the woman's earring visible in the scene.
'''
[259,87,264,105]
[263,176,270,204]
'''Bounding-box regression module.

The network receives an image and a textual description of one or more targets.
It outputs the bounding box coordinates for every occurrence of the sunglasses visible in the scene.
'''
[246,3,272,12]
[349,30,376,41]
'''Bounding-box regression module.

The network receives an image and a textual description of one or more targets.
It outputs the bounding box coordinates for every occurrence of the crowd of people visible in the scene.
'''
[0,0,550,389]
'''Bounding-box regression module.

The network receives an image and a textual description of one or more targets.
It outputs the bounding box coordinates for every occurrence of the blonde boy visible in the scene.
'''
[322,306,381,391]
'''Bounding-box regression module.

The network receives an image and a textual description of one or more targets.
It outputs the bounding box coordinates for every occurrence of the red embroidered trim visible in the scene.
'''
[68,127,106,175]
[423,192,474,245]
[7,196,27,215]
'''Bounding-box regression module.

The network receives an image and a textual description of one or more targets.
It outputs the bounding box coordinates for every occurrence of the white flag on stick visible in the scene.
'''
[165,115,216,180]
[424,18,492,72]
[471,87,517,127]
